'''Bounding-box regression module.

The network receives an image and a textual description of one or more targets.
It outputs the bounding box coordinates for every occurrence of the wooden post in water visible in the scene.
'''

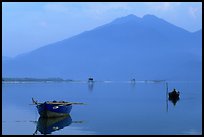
[166,82,168,96]
[166,82,168,112]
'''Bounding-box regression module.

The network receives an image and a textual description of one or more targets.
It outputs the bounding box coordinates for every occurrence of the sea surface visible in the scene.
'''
[2,81,202,135]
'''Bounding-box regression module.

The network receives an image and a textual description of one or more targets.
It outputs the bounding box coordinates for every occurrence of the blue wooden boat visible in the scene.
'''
[32,98,84,118]
[37,101,72,118]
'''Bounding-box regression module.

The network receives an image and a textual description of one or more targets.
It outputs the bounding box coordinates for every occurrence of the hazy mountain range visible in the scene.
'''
[2,14,202,81]
[2,56,12,62]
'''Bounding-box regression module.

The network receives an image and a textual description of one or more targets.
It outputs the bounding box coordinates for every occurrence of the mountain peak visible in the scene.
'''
[142,14,164,22]
[111,14,141,24]
[111,14,164,25]
[143,14,158,19]
[125,14,137,18]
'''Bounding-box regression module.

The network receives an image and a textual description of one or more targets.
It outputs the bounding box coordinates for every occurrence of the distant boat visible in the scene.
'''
[32,98,84,118]
[168,89,180,100]
[88,77,94,82]
[131,78,136,83]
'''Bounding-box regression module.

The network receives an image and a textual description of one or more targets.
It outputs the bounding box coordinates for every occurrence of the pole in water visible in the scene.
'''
[166,82,168,112]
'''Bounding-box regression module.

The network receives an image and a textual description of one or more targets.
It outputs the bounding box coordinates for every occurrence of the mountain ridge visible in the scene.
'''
[2,14,202,81]
[14,14,199,59]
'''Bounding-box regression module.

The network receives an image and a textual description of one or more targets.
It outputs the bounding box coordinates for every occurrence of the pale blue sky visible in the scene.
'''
[2,2,202,57]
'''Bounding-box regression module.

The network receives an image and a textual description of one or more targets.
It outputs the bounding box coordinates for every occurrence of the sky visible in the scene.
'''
[2,2,202,57]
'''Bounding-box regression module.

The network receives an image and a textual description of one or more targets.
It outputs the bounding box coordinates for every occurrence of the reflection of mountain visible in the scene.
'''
[36,115,72,135]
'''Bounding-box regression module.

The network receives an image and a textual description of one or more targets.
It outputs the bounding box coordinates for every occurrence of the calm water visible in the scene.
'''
[2,81,202,135]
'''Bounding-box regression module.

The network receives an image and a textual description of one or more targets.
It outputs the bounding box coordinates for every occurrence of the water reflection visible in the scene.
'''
[130,82,136,88]
[166,97,180,112]
[88,82,94,92]
[34,115,72,135]
[2,82,201,135]
[169,97,180,106]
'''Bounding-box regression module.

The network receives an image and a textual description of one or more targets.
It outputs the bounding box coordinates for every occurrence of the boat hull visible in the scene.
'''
[168,92,179,100]
[36,102,72,118]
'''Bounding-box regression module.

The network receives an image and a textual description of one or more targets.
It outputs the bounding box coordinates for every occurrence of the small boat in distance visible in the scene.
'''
[88,77,94,82]
[88,77,94,84]
[32,98,84,118]
[168,89,180,100]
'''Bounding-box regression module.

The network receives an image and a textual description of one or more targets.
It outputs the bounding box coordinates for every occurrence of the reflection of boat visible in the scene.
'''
[32,98,84,118]
[131,79,136,83]
[169,97,179,106]
[36,115,72,135]
[88,82,94,91]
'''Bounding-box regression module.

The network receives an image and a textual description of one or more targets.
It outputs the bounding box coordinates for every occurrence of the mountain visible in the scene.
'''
[2,56,12,62]
[2,14,202,81]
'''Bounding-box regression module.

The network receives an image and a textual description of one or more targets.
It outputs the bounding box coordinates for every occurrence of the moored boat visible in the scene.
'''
[88,77,94,82]
[37,101,72,118]
[32,98,84,118]
[168,89,180,100]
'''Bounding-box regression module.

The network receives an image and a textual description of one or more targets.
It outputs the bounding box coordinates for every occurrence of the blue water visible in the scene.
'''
[2,81,202,135]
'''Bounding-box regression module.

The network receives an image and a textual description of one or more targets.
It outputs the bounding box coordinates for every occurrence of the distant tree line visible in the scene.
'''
[2,77,72,82]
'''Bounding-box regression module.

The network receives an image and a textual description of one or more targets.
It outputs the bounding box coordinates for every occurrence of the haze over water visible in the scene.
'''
[2,81,202,135]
